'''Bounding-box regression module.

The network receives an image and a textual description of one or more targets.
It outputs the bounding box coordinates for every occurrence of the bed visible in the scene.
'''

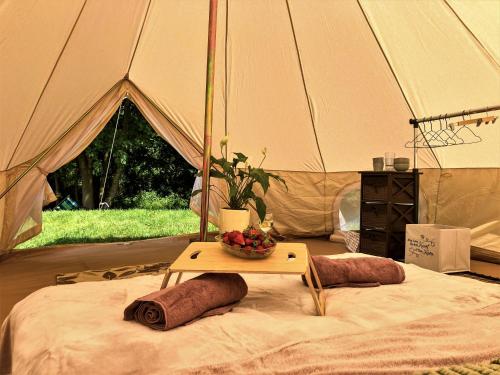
[471,220,500,264]
[1,253,499,374]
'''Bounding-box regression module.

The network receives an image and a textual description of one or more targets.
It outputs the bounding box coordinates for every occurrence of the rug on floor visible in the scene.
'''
[452,271,499,284]
[56,262,170,285]
[417,358,500,375]
[55,262,498,286]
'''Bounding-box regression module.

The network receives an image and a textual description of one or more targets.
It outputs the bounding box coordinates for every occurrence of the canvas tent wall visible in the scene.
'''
[0,0,499,254]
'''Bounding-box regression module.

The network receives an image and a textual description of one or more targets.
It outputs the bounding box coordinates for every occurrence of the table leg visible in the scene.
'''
[308,252,326,316]
[160,268,173,290]
[175,272,183,285]
[304,268,324,316]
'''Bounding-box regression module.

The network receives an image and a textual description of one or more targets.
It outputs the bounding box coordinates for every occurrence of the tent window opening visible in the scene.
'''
[14,99,202,250]
[339,189,360,232]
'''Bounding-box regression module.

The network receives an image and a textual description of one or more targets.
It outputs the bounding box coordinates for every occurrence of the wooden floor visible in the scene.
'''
[1,236,498,325]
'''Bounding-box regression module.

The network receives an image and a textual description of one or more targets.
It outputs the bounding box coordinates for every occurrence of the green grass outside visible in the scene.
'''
[16,209,217,250]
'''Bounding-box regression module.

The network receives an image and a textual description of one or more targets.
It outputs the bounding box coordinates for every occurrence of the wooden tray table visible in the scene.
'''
[160,242,325,316]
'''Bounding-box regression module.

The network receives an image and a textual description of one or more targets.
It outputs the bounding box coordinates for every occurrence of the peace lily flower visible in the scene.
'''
[193,138,287,222]
[220,135,229,148]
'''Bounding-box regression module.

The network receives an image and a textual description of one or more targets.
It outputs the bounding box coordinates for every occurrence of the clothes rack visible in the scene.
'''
[407,104,499,170]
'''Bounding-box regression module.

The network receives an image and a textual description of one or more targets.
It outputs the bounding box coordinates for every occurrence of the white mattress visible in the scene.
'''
[1,253,499,374]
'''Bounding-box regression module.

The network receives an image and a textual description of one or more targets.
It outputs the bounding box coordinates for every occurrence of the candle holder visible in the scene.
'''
[384,152,395,171]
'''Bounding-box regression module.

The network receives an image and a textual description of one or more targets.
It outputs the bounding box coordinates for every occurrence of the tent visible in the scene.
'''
[0,0,499,254]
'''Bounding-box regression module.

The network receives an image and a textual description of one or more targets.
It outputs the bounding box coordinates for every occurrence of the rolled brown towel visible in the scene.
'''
[302,256,405,288]
[124,273,247,330]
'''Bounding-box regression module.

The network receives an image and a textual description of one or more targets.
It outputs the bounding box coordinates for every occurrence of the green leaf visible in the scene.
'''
[220,159,234,175]
[269,173,288,191]
[233,152,248,163]
[209,154,234,179]
[233,180,254,208]
[209,169,226,179]
[210,155,219,165]
[250,168,270,193]
[232,157,239,169]
[229,184,238,202]
[241,180,254,197]
[254,196,266,222]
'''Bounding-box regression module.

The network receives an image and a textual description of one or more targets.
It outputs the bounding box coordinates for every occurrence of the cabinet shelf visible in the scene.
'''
[359,171,420,260]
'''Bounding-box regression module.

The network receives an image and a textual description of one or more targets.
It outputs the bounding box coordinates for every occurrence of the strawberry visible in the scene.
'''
[245,238,254,246]
[256,245,264,250]
[244,246,252,251]
[233,232,245,246]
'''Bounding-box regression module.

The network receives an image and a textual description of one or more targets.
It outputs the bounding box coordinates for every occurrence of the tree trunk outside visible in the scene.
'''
[77,153,95,209]
[53,175,61,199]
[98,150,110,202]
[104,162,124,206]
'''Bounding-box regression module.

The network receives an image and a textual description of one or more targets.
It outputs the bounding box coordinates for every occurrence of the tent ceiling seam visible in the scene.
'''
[0,80,124,201]
[285,0,327,173]
[442,0,499,69]
[126,80,204,155]
[6,0,88,170]
[356,0,442,169]
[125,0,152,77]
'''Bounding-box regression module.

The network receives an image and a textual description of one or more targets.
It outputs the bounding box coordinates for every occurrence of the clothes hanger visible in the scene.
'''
[405,123,428,148]
[405,106,497,149]
[438,118,459,145]
[423,119,447,147]
[405,120,449,148]
[451,111,482,144]
[446,116,465,145]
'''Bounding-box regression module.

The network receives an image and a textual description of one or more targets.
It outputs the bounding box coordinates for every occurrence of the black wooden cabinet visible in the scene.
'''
[359,171,420,260]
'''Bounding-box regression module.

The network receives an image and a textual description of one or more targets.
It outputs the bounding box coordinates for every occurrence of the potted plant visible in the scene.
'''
[193,137,287,233]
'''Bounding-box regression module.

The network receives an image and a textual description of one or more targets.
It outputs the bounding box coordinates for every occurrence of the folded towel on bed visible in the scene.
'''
[302,256,405,288]
[124,273,248,330]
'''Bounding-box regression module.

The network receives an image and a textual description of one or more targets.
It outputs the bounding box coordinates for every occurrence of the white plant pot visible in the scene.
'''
[219,208,250,233]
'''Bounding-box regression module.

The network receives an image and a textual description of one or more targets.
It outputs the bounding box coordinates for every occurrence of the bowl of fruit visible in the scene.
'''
[217,226,277,259]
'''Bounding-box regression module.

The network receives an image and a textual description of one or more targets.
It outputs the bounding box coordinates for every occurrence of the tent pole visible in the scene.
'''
[413,124,418,170]
[199,0,218,242]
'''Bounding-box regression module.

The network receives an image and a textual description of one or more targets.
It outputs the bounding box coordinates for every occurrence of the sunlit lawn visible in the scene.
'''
[16,209,217,250]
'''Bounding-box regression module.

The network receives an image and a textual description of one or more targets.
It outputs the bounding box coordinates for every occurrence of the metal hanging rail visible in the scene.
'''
[409,105,500,126]
[407,104,499,170]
